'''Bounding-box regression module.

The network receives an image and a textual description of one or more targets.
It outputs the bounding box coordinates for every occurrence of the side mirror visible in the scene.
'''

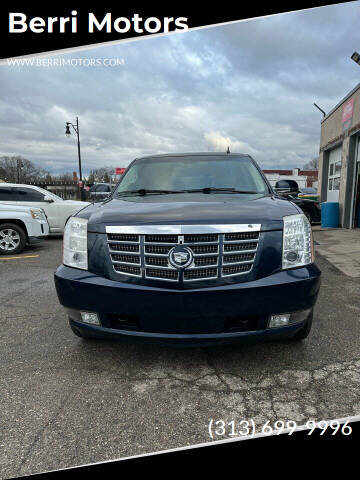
[43,195,54,203]
[274,179,299,195]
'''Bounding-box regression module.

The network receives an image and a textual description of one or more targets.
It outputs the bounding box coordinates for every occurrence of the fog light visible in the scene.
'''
[285,251,299,263]
[80,311,100,325]
[269,314,291,328]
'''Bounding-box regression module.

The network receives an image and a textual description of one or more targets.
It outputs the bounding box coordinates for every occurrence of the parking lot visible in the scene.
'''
[1,236,360,478]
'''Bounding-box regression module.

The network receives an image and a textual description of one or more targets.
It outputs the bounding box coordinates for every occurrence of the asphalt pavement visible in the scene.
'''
[0,237,360,477]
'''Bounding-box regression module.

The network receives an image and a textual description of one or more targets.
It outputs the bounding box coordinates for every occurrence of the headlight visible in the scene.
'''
[30,208,46,220]
[63,217,88,270]
[282,214,314,269]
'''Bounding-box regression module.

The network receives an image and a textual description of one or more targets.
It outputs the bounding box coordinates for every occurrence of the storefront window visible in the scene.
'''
[328,159,341,191]
[333,177,340,190]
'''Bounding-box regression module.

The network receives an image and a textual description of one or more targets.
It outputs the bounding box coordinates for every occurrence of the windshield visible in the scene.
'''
[115,155,269,196]
[36,187,63,201]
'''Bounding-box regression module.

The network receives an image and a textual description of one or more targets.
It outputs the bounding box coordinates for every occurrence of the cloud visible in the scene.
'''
[204,131,260,155]
[1,2,360,174]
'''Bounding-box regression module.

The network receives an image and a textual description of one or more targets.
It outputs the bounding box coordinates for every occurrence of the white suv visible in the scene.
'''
[0,184,89,234]
[0,203,49,254]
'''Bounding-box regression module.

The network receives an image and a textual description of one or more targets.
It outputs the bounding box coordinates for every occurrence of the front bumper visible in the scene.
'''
[54,263,321,345]
[28,218,50,239]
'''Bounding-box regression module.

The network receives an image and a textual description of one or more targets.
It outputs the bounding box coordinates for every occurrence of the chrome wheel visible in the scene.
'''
[0,228,21,252]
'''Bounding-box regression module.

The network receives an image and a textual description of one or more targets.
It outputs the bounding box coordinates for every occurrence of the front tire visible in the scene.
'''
[0,223,27,255]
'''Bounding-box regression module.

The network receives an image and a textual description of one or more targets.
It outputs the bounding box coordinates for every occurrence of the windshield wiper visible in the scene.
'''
[117,189,179,197]
[172,187,260,194]
[117,187,260,197]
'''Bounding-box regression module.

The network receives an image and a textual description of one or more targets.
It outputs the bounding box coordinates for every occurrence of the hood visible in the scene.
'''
[77,194,301,233]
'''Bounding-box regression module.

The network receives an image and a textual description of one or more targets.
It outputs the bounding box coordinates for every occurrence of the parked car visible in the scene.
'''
[0,184,89,234]
[274,180,321,224]
[88,183,113,201]
[0,203,49,254]
[298,187,319,202]
[55,152,321,345]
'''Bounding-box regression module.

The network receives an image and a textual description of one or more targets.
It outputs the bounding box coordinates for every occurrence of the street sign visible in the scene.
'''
[115,168,126,175]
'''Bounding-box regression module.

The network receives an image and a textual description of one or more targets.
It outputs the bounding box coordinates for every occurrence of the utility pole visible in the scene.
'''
[65,116,85,201]
[16,158,22,183]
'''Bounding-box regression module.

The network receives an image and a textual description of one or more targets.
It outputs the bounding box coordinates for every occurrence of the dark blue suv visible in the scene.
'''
[54,153,321,346]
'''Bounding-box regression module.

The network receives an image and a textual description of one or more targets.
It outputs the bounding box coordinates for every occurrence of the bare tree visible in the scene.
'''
[0,156,50,183]
[303,157,319,170]
[0,165,6,181]
[88,167,115,184]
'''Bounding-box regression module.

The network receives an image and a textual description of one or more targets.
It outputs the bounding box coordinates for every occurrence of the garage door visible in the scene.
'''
[327,145,342,202]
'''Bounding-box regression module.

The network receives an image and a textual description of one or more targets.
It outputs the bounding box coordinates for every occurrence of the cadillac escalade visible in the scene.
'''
[54,153,321,346]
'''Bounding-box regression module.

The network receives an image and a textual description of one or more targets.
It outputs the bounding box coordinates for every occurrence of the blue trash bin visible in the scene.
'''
[321,202,339,228]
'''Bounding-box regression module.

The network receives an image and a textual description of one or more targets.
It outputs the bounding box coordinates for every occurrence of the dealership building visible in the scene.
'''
[318,82,360,228]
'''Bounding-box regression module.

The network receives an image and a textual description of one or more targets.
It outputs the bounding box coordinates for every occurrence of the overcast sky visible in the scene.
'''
[1,2,360,175]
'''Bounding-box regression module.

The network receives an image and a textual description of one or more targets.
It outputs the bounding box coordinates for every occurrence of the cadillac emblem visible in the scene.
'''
[169,245,193,268]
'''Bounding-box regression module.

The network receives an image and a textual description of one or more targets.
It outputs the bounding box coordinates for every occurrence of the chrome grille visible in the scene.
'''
[145,234,178,243]
[224,232,259,241]
[224,242,258,252]
[108,233,139,242]
[145,245,172,255]
[107,225,260,282]
[194,256,218,267]
[109,243,139,253]
[145,256,168,267]
[222,264,252,276]
[111,254,140,264]
[146,268,179,281]
[223,253,255,264]
[191,244,218,255]
[184,268,217,280]
[114,264,141,276]
[183,234,218,243]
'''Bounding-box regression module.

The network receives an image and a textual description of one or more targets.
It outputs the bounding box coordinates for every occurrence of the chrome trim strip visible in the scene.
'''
[221,265,253,277]
[222,248,258,254]
[112,266,142,277]
[106,224,261,234]
[222,260,254,266]
[144,241,179,245]
[189,262,218,269]
[111,259,141,266]
[145,272,179,282]
[183,274,218,282]
[109,249,139,255]
[223,238,259,243]
[144,262,174,269]
[107,240,140,244]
